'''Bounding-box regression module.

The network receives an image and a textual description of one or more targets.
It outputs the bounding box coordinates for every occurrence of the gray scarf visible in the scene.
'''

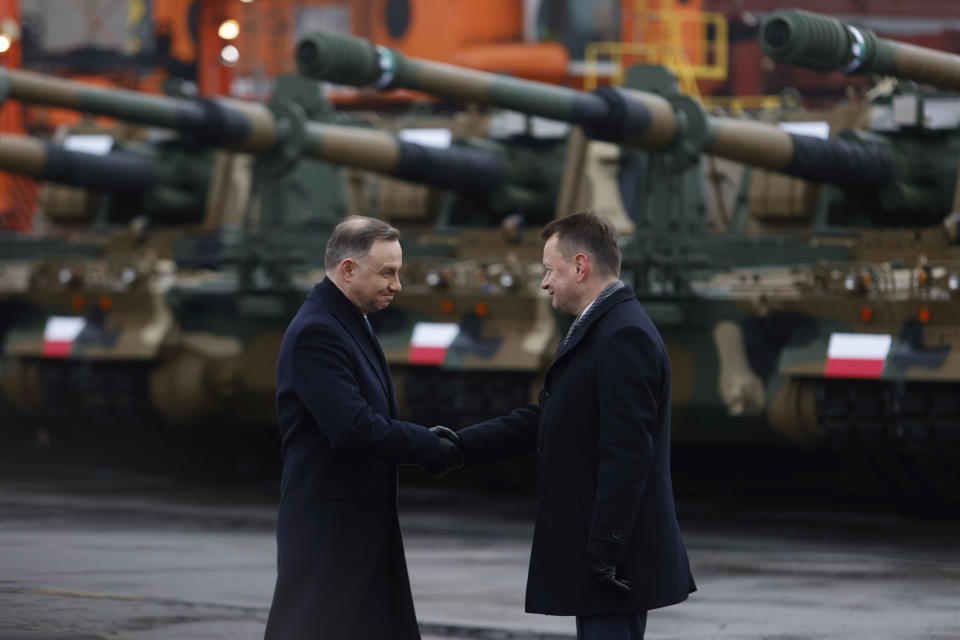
[561,280,624,347]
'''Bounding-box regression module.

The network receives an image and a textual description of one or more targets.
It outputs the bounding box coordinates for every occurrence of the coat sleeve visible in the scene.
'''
[587,325,660,561]
[291,323,448,465]
[455,402,541,466]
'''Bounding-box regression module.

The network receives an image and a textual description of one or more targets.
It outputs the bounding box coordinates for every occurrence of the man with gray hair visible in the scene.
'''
[265,216,462,640]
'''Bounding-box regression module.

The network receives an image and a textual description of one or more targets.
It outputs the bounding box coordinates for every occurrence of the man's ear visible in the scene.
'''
[339,258,356,282]
[574,253,590,282]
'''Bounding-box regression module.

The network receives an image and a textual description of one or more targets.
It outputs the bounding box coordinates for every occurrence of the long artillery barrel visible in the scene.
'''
[760,9,960,90]
[293,31,895,193]
[0,68,279,152]
[0,68,505,193]
[301,124,504,193]
[0,134,157,193]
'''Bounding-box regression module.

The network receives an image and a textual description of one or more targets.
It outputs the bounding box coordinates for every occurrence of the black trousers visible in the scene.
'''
[576,611,647,640]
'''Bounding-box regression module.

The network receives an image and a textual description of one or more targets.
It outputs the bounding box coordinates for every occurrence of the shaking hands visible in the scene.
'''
[425,425,464,478]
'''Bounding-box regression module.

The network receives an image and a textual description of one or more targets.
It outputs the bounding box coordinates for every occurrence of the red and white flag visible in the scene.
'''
[42,316,87,358]
[409,322,460,365]
[824,333,892,379]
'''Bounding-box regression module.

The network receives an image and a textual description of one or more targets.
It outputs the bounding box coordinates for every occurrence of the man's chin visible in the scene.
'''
[552,300,574,315]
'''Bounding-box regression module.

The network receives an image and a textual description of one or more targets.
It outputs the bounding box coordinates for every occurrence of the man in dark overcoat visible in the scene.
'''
[264,216,462,640]
[440,211,696,639]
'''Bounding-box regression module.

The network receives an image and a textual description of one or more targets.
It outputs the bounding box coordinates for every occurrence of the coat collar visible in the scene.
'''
[309,277,362,322]
[551,283,635,364]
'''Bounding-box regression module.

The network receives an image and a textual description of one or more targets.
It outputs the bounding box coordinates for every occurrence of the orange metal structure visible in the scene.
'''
[623,0,705,65]
[358,0,524,58]
[195,0,239,96]
[226,0,572,99]
[0,0,37,231]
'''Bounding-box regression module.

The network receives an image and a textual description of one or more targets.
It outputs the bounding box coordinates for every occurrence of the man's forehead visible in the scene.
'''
[366,239,402,266]
[543,237,562,260]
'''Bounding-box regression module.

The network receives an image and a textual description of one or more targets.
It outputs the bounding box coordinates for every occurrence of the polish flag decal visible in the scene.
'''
[824,333,892,379]
[42,316,87,358]
[409,322,460,365]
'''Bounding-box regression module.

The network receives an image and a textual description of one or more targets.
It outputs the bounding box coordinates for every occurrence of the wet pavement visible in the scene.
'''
[0,452,959,639]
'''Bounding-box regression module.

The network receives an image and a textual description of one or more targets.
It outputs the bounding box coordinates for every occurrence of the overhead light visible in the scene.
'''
[218,19,240,40]
[0,35,10,53]
[220,44,240,65]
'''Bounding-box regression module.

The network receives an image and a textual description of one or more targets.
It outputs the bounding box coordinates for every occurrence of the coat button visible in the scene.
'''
[536,440,543,452]
[612,528,623,540]
[544,388,551,398]
[537,496,545,508]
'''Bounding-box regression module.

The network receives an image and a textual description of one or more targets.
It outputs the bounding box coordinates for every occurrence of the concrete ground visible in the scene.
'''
[0,459,959,640]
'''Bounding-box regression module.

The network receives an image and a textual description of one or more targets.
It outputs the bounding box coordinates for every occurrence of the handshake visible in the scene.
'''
[425,426,464,478]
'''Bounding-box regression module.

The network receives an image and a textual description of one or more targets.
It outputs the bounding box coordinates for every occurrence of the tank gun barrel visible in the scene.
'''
[296,31,899,193]
[704,117,893,191]
[0,134,156,192]
[0,126,505,198]
[0,58,908,211]
[0,68,506,192]
[295,31,679,149]
[0,68,280,152]
[301,123,505,193]
[760,9,960,90]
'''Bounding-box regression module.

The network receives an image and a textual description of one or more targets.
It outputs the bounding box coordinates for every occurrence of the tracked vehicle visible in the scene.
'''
[295,26,960,503]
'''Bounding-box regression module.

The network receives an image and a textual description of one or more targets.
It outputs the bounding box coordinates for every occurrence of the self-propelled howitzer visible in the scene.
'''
[296,31,960,508]
[0,74,559,436]
[294,31,957,225]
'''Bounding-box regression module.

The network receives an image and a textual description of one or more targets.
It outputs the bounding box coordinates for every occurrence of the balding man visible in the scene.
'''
[264,216,462,640]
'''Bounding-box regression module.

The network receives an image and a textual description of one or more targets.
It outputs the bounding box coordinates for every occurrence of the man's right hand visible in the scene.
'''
[424,426,464,478]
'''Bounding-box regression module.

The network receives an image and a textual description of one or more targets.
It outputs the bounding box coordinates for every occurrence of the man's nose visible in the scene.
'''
[390,276,402,292]
[540,274,549,290]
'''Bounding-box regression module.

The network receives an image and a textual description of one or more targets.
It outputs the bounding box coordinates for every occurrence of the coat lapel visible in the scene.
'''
[547,285,635,375]
[311,280,394,408]
[364,318,400,417]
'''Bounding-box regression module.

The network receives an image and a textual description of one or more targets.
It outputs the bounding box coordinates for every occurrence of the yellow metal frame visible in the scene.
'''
[701,95,792,113]
[584,1,728,98]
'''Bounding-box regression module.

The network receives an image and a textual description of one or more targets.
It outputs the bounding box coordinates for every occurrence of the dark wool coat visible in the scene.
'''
[264,278,449,640]
[457,284,696,616]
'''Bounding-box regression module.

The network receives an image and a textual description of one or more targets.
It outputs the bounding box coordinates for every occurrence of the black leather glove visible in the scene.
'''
[423,426,464,478]
[591,558,631,593]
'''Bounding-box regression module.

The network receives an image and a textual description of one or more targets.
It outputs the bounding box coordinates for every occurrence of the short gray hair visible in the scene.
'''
[325,216,401,271]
